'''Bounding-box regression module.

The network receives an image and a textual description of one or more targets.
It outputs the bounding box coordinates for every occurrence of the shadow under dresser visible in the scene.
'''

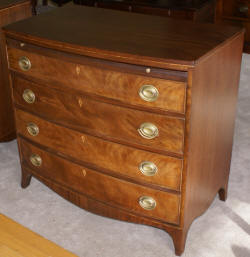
[3,4,244,255]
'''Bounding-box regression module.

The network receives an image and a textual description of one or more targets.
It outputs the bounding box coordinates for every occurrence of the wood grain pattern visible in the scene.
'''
[0,214,77,257]
[177,32,244,255]
[19,166,192,256]
[2,4,244,70]
[7,38,188,83]
[0,0,31,142]
[21,165,183,232]
[13,76,185,156]
[0,0,30,8]
[3,5,245,255]
[15,109,183,191]
[8,47,187,114]
[19,138,181,224]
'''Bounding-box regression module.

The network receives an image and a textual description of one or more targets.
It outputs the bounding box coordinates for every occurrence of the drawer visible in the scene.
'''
[7,47,187,114]
[15,109,183,191]
[19,139,181,224]
[13,76,185,155]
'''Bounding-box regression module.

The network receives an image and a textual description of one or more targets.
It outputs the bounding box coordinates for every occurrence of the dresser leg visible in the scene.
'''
[218,187,228,201]
[169,228,188,256]
[218,179,229,202]
[21,169,32,188]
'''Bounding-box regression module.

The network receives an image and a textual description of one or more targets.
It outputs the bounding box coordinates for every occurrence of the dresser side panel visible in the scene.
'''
[183,32,244,228]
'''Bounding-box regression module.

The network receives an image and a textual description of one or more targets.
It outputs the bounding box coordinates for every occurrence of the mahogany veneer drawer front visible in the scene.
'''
[15,109,183,191]
[20,139,181,224]
[4,5,244,256]
[8,47,187,114]
[12,76,185,155]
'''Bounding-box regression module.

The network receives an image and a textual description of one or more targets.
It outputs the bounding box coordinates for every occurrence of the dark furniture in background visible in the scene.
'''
[31,0,37,14]
[216,0,250,53]
[42,0,72,7]
[0,0,32,142]
[4,4,244,255]
[73,0,215,22]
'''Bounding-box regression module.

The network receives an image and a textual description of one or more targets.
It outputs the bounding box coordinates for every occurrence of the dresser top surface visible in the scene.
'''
[3,3,244,68]
[0,0,29,9]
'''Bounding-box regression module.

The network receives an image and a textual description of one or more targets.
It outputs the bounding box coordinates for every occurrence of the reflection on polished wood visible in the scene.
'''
[4,4,244,256]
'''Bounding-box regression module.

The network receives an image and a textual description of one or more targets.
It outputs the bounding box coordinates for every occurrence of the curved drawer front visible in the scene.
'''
[19,139,181,224]
[15,109,182,191]
[13,76,185,155]
[8,47,186,114]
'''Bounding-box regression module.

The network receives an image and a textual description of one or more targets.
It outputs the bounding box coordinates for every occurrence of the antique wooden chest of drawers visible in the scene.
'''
[0,0,31,142]
[3,4,244,255]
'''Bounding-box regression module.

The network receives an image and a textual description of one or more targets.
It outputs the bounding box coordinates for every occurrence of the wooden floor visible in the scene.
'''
[0,214,78,257]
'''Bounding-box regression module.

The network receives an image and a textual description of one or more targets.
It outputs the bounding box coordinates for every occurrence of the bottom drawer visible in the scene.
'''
[19,139,181,225]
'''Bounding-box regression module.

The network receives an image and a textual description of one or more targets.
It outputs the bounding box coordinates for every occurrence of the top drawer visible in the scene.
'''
[7,46,187,114]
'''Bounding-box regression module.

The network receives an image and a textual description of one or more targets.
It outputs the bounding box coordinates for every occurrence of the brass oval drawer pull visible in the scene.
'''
[139,196,156,210]
[30,154,42,167]
[27,123,39,136]
[19,56,31,71]
[139,161,158,176]
[23,89,35,104]
[139,85,159,102]
[138,122,159,139]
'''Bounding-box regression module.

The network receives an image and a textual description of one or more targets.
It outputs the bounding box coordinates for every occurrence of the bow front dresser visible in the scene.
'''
[3,4,244,255]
